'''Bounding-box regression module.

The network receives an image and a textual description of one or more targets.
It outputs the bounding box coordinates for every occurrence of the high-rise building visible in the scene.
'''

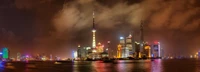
[119,37,129,58]
[107,41,113,58]
[73,51,77,59]
[77,45,89,59]
[77,45,82,58]
[126,34,134,57]
[131,32,136,57]
[2,47,9,59]
[117,44,122,58]
[144,44,151,58]
[151,41,161,58]
[135,42,141,58]
[106,41,110,53]
[158,42,161,58]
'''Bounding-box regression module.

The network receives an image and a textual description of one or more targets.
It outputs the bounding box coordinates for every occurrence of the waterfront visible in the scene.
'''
[0,59,199,72]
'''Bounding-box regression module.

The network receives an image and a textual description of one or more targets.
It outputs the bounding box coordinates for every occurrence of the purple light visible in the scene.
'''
[26,55,29,58]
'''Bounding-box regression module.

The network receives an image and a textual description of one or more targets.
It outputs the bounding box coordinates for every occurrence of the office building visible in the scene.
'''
[151,41,161,58]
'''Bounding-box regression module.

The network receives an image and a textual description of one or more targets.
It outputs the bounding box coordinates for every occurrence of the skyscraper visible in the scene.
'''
[117,44,122,58]
[119,37,129,58]
[92,11,96,48]
[2,48,9,59]
[152,41,161,58]
[126,34,134,57]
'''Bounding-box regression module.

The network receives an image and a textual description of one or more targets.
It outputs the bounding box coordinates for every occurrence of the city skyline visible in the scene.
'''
[0,0,200,58]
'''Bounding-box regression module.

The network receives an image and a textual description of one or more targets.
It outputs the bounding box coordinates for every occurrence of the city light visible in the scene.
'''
[135,42,140,44]
[120,37,124,40]
[92,29,96,32]
[73,51,77,58]
[92,50,97,53]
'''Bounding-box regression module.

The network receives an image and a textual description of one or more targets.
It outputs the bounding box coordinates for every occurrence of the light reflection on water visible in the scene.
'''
[0,59,199,72]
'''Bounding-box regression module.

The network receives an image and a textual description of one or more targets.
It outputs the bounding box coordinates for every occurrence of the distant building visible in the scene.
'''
[143,44,151,58]
[77,45,82,58]
[73,51,77,59]
[119,36,132,58]
[126,34,134,57]
[119,37,129,58]
[77,45,91,59]
[117,44,122,58]
[2,48,9,59]
[118,33,136,58]
[96,42,104,53]
[106,41,111,57]
[17,52,21,61]
[151,42,161,58]
[121,47,129,58]
[134,42,141,58]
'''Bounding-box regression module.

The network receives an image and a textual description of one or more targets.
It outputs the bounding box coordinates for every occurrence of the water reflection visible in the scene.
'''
[151,59,162,72]
[73,60,162,72]
[0,59,199,72]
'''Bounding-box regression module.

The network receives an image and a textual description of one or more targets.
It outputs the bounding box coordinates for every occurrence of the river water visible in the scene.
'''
[1,59,200,72]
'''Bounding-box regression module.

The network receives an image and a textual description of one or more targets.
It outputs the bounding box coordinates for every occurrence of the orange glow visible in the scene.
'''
[145,46,150,49]
[118,44,122,48]
[117,44,122,58]
[144,46,151,58]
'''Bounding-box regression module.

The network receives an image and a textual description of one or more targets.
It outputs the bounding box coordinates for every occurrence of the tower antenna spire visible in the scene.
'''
[93,11,95,29]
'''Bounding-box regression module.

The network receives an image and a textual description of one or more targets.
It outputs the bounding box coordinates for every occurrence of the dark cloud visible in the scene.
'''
[0,0,199,57]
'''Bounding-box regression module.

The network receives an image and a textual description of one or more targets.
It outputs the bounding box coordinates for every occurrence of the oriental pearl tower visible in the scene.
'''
[92,11,96,49]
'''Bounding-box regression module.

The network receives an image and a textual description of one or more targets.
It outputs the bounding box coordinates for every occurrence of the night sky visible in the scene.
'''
[0,0,200,58]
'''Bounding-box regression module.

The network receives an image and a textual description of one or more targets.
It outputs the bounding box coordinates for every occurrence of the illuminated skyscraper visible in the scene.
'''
[92,11,96,48]
[152,41,161,58]
[126,33,134,57]
[158,42,161,58]
[117,44,122,58]
[144,44,151,58]
[2,48,9,59]
[119,37,129,58]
